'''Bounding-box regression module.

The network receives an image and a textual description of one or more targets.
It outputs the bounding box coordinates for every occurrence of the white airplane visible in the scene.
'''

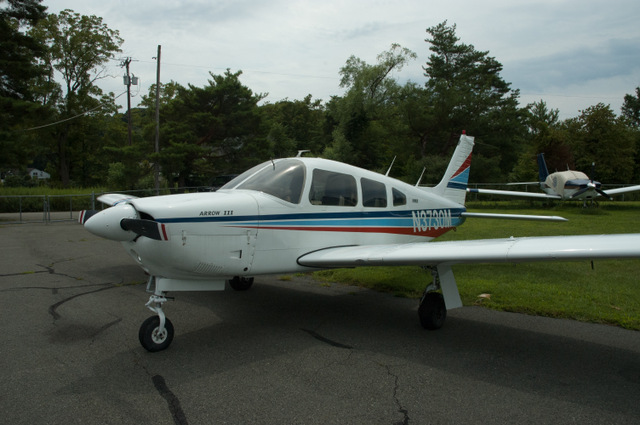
[80,133,640,352]
[467,153,640,203]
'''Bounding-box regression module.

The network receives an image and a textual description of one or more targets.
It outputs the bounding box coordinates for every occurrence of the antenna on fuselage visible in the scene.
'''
[385,156,396,177]
[415,167,426,187]
[296,150,310,157]
[271,158,275,170]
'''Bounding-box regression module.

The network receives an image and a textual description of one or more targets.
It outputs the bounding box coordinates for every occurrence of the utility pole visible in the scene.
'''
[154,46,161,195]
[121,57,133,146]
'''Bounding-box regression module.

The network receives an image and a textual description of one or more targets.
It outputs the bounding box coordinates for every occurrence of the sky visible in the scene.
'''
[45,0,640,120]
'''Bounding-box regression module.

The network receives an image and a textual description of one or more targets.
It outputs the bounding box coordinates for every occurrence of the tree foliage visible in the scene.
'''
[147,70,267,188]
[28,8,123,186]
[3,12,639,191]
[326,43,417,170]
[423,21,525,182]
[0,0,47,171]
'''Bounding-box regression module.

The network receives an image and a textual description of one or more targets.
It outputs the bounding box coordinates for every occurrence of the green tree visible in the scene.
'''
[0,0,47,172]
[565,103,636,183]
[260,94,329,157]
[511,100,570,181]
[327,44,416,170]
[29,9,123,186]
[423,21,526,181]
[620,88,640,181]
[151,70,266,188]
[622,87,640,128]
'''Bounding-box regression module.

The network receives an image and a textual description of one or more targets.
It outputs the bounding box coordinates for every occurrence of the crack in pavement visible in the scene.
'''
[383,364,410,425]
[300,328,409,424]
[48,285,116,320]
[0,262,81,280]
[0,281,115,295]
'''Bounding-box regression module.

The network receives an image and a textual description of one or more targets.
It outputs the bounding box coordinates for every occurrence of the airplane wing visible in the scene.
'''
[297,233,640,268]
[467,188,562,200]
[605,184,640,196]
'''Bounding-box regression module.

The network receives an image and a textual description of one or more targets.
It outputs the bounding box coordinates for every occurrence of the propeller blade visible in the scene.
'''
[570,187,589,199]
[78,210,98,224]
[120,218,169,241]
[596,188,613,200]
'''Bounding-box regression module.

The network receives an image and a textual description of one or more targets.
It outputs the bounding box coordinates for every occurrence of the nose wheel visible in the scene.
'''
[139,293,174,352]
[139,315,174,352]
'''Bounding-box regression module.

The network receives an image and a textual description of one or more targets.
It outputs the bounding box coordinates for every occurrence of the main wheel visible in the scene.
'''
[139,316,174,352]
[229,276,254,291]
[418,292,447,330]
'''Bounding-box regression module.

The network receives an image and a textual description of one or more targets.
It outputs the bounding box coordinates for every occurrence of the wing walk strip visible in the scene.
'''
[297,233,640,268]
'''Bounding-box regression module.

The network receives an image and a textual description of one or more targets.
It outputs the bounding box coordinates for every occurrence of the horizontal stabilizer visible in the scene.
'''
[461,212,567,222]
[467,188,562,200]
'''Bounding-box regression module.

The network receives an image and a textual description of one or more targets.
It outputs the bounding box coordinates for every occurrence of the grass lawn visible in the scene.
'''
[314,201,640,330]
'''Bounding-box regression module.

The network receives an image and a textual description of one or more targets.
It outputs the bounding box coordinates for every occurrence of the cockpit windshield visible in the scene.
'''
[221,159,306,204]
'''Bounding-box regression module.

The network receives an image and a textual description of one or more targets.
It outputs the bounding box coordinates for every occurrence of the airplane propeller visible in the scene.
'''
[120,218,169,241]
[81,201,169,241]
[570,162,612,200]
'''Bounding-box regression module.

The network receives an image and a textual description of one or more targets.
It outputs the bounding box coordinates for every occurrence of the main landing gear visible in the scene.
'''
[418,266,461,330]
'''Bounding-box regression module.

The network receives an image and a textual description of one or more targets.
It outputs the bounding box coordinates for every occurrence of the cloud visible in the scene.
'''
[44,0,640,117]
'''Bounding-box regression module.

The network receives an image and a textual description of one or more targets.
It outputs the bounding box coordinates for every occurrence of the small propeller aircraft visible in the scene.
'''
[467,153,640,203]
[80,133,640,352]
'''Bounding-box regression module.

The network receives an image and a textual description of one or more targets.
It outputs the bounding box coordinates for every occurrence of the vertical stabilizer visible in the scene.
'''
[537,153,549,182]
[433,133,475,205]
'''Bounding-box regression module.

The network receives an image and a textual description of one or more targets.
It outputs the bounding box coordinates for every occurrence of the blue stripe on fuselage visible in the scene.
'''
[156,208,466,228]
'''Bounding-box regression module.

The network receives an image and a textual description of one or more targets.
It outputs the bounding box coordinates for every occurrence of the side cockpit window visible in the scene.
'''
[393,188,406,206]
[234,159,305,203]
[309,169,357,206]
[362,178,387,207]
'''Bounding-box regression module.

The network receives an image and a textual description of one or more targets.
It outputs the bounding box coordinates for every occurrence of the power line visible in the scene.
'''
[18,91,128,132]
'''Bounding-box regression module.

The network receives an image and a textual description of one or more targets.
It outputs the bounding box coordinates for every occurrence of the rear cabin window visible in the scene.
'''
[362,178,387,207]
[309,169,357,206]
[234,159,305,204]
[393,188,406,206]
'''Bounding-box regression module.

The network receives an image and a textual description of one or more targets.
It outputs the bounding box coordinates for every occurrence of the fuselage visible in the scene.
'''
[86,157,467,281]
[541,170,602,200]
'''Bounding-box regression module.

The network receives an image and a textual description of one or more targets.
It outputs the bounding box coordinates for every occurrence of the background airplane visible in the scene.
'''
[467,153,640,203]
[80,134,640,352]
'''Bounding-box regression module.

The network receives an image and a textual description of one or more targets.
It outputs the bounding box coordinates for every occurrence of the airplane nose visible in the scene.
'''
[84,203,139,241]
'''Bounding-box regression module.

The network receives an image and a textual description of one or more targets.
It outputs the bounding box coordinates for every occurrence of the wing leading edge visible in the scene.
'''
[297,233,640,268]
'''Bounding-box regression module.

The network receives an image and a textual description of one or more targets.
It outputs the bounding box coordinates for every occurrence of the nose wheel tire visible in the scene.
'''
[229,276,254,291]
[139,315,174,352]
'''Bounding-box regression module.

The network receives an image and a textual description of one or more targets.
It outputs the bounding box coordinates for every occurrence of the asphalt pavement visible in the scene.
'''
[1,220,639,424]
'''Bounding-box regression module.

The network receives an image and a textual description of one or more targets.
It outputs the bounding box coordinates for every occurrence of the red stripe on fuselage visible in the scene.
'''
[234,225,453,238]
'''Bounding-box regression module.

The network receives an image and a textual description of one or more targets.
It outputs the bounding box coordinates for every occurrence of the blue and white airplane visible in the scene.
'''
[80,133,640,352]
[468,153,640,202]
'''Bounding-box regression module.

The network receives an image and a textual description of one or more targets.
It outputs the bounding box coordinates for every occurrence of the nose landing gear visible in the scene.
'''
[139,292,174,352]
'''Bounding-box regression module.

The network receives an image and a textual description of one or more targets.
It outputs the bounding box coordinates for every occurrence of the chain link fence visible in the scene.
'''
[0,187,209,224]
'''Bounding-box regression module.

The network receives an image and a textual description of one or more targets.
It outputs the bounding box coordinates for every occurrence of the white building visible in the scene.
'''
[27,168,51,180]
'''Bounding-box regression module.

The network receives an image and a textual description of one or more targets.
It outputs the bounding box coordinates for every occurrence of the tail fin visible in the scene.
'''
[537,153,549,182]
[432,133,475,205]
